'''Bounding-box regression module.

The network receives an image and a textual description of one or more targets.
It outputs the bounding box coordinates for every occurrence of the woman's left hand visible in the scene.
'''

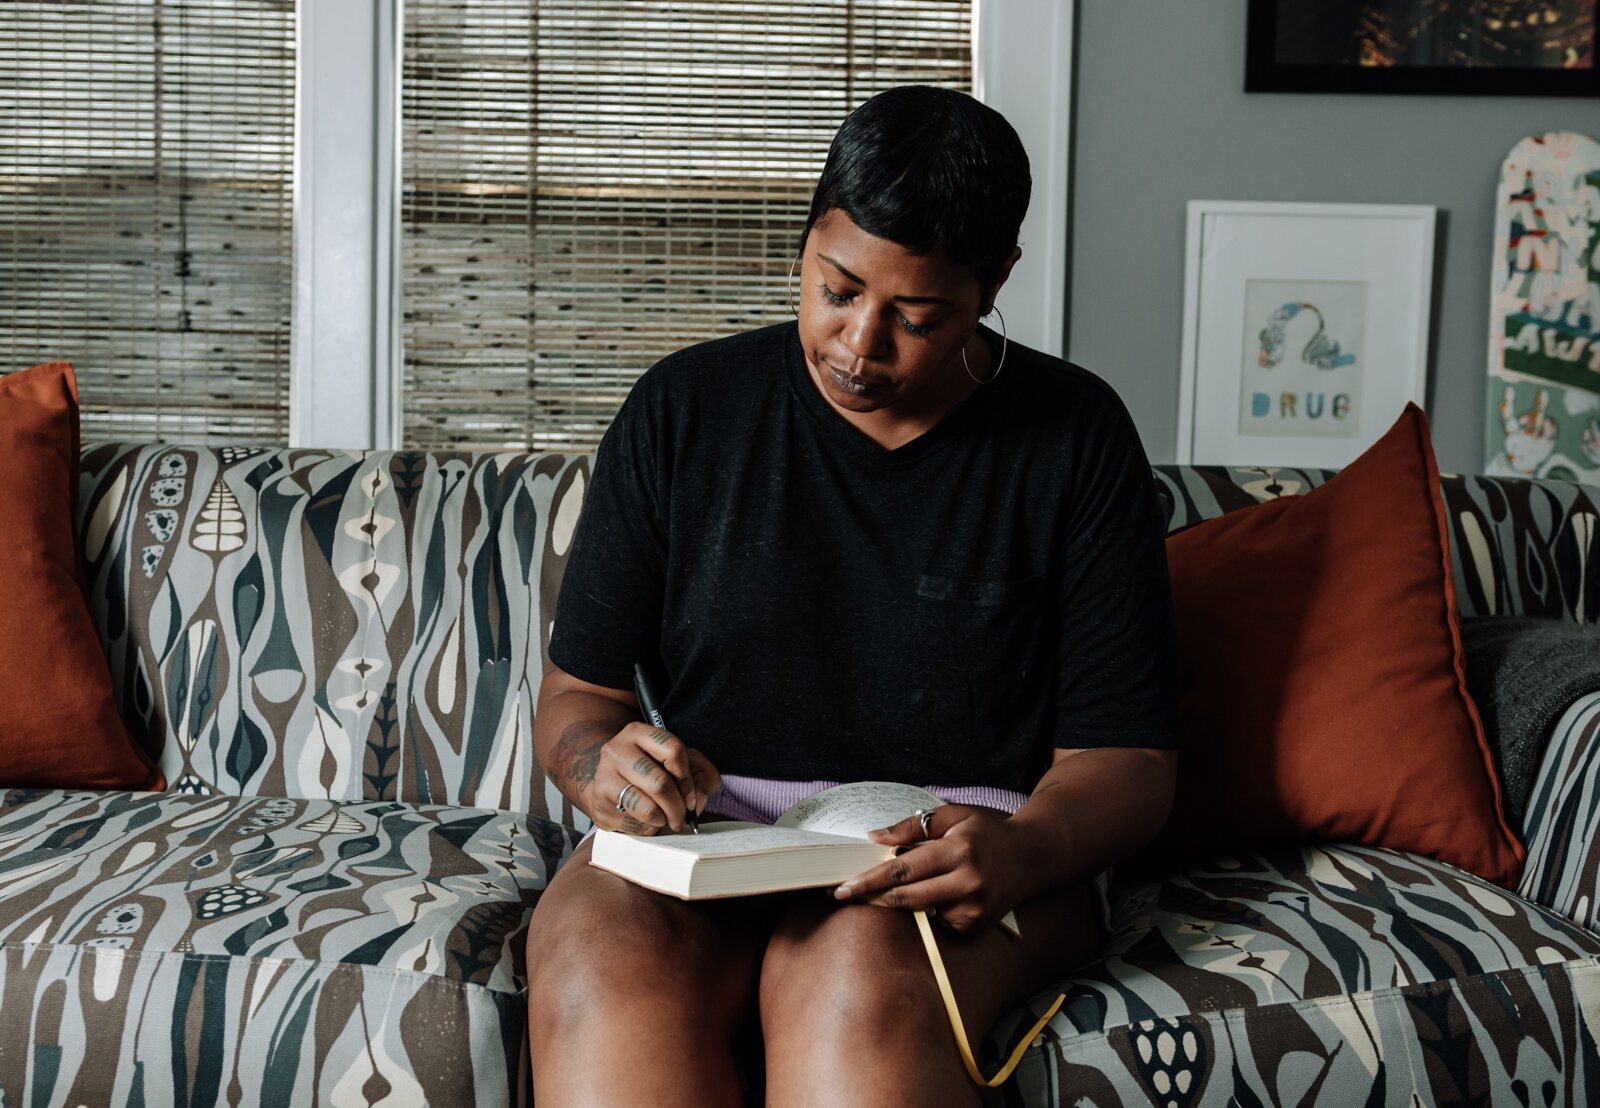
[831,804,1032,935]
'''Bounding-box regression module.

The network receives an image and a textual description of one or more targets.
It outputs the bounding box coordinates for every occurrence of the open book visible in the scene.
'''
[590,781,1020,935]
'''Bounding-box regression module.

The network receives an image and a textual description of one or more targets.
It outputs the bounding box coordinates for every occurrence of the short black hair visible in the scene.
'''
[800,85,1031,297]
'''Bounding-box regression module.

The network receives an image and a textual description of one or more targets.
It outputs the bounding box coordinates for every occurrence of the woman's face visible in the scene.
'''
[796,210,1008,423]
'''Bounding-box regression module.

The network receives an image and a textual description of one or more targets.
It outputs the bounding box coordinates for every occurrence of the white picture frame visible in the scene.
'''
[1177,201,1437,468]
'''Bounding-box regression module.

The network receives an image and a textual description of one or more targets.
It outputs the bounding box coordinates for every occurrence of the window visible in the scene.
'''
[0,1,296,443]
[400,1,974,452]
[3,2,1068,449]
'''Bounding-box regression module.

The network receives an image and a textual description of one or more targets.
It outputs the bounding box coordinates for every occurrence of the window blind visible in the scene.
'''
[401,0,973,451]
[0,1,295,444]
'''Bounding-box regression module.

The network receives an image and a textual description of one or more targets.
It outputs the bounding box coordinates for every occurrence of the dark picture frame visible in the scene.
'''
[1246,1,1600,96]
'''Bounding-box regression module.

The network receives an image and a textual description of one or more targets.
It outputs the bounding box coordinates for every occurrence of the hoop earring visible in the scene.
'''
[788,255,801,317]
[962,306,1008,384]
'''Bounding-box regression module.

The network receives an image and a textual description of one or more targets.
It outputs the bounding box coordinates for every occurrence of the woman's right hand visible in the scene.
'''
[594,722,721,835]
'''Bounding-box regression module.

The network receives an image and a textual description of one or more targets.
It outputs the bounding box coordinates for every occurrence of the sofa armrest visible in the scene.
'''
[1516,690,1600,930]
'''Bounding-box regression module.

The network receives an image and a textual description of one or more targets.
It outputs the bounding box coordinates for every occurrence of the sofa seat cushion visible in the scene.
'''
[986,845,1600,1106]
[0,788,577,1106]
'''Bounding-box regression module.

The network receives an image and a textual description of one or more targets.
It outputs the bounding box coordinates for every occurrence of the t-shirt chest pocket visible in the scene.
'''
[910,573,1051,774]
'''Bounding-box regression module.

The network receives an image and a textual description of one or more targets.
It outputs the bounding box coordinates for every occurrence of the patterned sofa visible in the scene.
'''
[0,444,1595,1106]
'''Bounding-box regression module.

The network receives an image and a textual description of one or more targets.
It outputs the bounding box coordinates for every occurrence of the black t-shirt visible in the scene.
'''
[549,321,1179,792]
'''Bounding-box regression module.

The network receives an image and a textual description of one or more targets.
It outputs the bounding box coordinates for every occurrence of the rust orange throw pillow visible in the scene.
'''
[1151,403,1523,887]
[0,362,163,790]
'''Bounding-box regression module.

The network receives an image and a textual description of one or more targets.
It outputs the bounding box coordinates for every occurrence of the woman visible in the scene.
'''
[526,85,1179,1106]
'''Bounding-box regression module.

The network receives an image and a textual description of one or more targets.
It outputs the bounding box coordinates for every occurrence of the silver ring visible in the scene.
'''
[914,808,935,841]
[616,784,635,813]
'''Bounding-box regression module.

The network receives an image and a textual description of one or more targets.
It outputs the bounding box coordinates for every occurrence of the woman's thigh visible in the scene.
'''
[758,878,1103,1096]
[526,835,781,1034]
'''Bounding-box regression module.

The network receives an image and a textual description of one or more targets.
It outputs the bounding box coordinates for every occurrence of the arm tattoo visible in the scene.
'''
[550,720,611,796]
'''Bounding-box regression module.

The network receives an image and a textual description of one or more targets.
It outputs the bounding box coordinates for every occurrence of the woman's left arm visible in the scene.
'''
[834,746,1176,933]
[1005,746,1176,898]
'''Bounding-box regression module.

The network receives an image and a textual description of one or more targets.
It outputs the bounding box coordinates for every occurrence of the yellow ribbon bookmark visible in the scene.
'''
[913,908,1066,1087]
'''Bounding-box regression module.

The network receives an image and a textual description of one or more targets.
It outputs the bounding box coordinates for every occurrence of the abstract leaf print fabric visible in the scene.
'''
[0,787,577,1106]
[1519,692,1600,932]
[983,843,1600,1107]
[75,445,592,819]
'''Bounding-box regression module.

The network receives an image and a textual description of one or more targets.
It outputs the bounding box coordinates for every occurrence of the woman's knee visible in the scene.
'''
[528,925,669,1033]
[527,867,764,1036]
[759,899,946,1040]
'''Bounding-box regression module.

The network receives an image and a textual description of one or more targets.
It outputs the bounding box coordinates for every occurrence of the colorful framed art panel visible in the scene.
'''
[1179,201,1437,468]
[1486,132,1600,484]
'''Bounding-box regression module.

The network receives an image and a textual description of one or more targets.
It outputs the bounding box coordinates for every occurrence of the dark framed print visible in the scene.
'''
[1246,1,1600,96]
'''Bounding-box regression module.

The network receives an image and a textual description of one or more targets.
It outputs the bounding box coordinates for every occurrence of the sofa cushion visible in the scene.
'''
[75,443,589,816]
[0,787,577,1105]
[0,364,161,791]
[985,843,1600,1106]
[1517,691,1600,934]
[1150,404,1524,887]
[1438,472,1600,624]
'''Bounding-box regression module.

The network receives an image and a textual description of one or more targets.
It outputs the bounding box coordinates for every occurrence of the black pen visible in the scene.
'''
[633,662,698,833]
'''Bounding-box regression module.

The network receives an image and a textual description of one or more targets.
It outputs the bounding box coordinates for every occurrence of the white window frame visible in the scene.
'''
[290,0,400,450]
[975,0,1075,361]
[290,0,1074,450]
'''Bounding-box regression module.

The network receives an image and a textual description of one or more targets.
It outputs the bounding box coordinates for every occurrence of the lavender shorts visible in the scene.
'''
[579,773,1115,935]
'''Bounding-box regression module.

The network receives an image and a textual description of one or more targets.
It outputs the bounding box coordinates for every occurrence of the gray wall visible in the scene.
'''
[1066,0,1598,471]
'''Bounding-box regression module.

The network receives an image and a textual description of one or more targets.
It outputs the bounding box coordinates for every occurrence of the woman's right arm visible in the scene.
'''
[534,662,718,834]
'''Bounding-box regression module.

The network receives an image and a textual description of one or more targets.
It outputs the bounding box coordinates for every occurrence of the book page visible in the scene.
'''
[643,822,864,855]
[772,781,945,838]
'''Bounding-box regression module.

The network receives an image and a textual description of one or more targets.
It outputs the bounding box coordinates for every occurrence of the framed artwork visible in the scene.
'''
[1178,201,1437,468]
[1484,131,1600,483]
[1245,0,1600,96]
